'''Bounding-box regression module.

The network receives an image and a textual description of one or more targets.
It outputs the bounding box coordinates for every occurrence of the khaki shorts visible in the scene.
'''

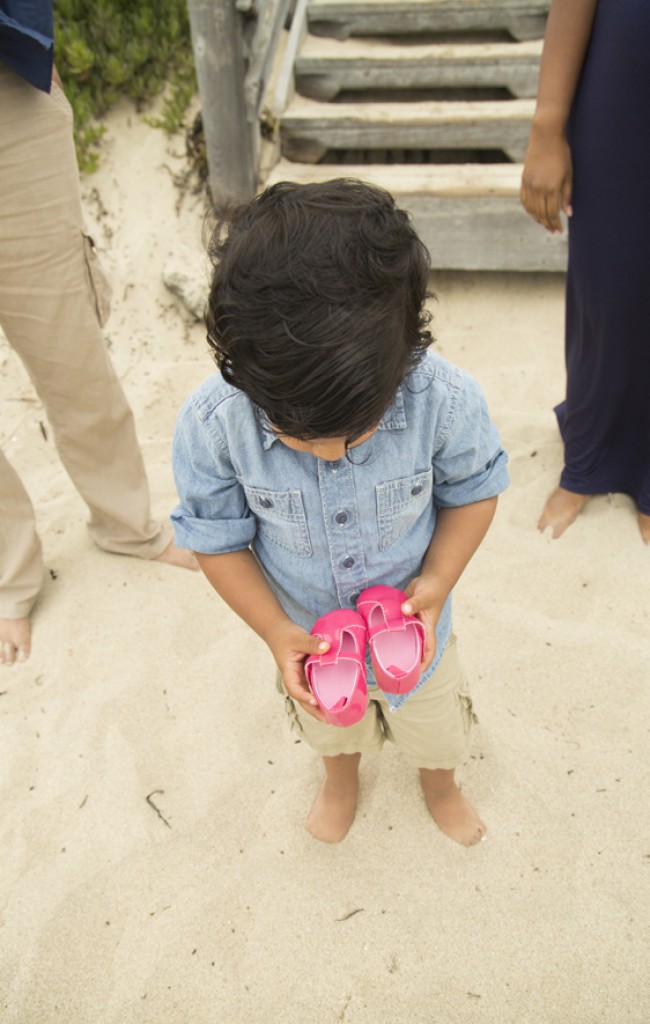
[277,633,477,770]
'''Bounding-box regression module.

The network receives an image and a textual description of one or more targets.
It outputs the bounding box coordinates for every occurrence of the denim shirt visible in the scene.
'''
[171,350,509,710]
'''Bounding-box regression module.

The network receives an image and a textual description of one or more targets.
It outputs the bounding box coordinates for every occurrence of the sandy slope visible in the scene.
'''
[1,101,648,1024]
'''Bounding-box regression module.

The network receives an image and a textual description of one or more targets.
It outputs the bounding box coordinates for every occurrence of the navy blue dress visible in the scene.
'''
[556,0,650,514]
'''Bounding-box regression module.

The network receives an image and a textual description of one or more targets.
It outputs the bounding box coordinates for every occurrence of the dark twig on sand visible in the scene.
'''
[146,790,172,829]
[336,908,364,922]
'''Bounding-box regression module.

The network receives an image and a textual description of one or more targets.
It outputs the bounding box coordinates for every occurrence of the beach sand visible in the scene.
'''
[1,101,648,1024]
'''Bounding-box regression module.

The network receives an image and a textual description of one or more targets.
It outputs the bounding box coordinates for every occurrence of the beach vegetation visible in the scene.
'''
[53,0,196,172]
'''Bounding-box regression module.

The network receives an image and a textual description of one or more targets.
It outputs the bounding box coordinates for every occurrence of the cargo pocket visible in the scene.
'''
[82,230,112,327]
[457,682,479,736]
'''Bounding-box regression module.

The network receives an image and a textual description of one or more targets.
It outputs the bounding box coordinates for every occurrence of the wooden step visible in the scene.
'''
[296,36,542,100]
[268,158,525,194]
[307,0,550,42]
[280,96,535,163]
[264,159,567,271]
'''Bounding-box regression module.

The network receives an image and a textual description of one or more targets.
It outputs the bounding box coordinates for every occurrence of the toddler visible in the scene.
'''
[172,179,509,845]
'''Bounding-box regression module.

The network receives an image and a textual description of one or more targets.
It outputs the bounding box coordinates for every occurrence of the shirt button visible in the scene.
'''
[259,497,274,508]
[335,510,348,525]
[411,484,423,496]
[329,461,339,473]
[342,556,355,569]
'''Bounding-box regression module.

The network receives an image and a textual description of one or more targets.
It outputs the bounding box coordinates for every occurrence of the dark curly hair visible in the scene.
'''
[205,178,434,442]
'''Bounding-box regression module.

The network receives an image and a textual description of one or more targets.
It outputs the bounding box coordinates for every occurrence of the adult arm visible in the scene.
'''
[195,548,330,721]
[520,0,598,233]
[402,496,498,671]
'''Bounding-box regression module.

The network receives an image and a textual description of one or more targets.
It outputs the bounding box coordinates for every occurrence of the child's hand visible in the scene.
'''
[265,619,331,723]
[401,575,446,673]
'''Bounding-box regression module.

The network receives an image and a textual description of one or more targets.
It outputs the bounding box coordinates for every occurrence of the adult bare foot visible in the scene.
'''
[638,512,650,544]
[305,753,360,843]
[0,617,32,666]
[538,486,589,538]
[154,541,199,571]
[419,768,486,847]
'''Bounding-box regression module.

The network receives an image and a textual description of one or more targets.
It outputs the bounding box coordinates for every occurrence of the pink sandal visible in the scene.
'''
[357,586,424,695]
[304,610,368,727]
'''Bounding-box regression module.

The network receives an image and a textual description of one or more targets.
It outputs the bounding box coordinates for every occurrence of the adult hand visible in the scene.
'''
[520,126,573,233]
[266,619,331,722]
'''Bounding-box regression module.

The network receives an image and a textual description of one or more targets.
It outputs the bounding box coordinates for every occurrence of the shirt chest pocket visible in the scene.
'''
[375,469,433,552]
[244,485,312,558]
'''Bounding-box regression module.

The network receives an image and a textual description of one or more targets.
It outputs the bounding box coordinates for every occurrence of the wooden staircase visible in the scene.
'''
[305,0,549,40]
[263,0,567,272]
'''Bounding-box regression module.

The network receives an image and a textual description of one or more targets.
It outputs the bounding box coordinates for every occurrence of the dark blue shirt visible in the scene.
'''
[0,0,54,92]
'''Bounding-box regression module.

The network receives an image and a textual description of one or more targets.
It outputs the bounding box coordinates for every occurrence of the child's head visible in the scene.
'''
[206,178,433,444]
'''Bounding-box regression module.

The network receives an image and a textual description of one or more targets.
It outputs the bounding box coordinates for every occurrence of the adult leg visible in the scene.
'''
[541,1,650,537]
[537,487,589,539]
[638,515,650,544]
[0,449,41,661]
[637,468,650,543]
[0,67,169,558]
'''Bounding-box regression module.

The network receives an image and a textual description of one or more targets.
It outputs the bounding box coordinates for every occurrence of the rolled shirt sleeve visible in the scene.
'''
[171,393,256,554]
[430,369,509,508]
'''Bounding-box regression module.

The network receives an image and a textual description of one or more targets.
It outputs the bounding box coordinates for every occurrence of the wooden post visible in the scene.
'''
[187,0,256,204]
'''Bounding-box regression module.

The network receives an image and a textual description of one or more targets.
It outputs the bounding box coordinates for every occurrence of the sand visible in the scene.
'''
[1,101,648,1024]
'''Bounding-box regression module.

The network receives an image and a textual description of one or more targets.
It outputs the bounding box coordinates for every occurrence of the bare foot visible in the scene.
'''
[420,768,486,847]
[305,753,360,843]
[638,512,650,544]
[0,617,32,666]
[154,541,199,571]
[538,486,590,538]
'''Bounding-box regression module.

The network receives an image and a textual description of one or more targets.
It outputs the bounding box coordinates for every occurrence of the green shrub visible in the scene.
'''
[54,0,196,173]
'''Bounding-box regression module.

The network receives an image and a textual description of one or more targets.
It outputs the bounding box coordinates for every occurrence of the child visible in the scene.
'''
[171,179,508,846]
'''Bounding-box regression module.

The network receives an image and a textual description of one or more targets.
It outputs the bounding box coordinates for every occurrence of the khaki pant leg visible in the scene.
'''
[378,634,477,770]
[0,63,170,573]
[0,448,43,617]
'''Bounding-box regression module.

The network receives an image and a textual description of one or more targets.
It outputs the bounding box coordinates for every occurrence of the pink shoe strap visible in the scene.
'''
[360,595,407,632]
[316,623,366,666]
